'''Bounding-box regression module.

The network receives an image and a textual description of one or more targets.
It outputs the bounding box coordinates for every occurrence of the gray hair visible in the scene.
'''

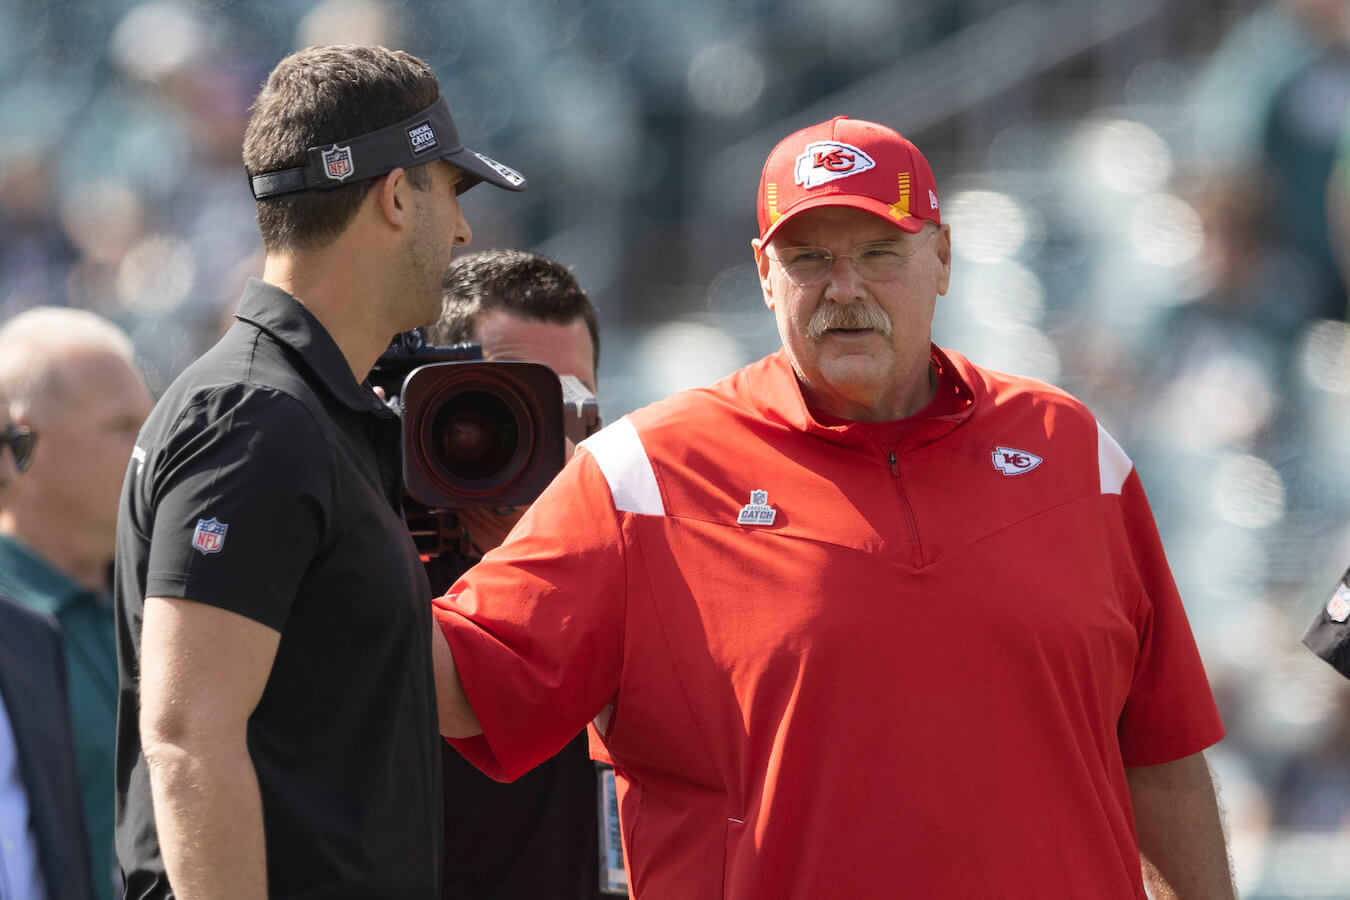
[0,307,143,423]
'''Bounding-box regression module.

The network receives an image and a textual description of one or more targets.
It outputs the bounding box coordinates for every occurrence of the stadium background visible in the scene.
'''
[4,0,1350,894]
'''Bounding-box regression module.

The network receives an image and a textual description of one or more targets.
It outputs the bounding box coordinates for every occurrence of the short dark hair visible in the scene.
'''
[430,250,600,370]
[243,44,438,251]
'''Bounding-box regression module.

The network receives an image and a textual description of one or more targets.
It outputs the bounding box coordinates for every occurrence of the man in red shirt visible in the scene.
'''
[431,117,1234,898]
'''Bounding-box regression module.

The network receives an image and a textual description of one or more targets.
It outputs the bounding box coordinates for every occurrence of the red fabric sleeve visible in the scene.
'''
[1115,469,1225,766]
[434,450,627,781]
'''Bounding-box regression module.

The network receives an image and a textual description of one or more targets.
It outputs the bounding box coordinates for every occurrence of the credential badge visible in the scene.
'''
[322,144,354,181]
[737,489,778,526]
[192,517,228,554]
[1328,584,1350,623]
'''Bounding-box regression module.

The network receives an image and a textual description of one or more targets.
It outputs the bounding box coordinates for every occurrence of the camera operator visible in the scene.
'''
[423,248,607,899]
[113,45,525,900]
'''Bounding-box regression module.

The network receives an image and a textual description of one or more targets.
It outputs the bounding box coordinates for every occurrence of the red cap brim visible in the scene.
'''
[759,193,930,245]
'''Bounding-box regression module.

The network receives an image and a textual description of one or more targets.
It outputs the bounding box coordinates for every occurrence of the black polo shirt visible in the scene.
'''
[114,279,441,899]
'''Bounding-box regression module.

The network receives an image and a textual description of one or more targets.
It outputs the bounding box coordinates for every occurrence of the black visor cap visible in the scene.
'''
[248,97,527,200]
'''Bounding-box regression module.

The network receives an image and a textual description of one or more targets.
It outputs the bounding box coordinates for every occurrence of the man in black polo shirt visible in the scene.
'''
[113,45,525,899]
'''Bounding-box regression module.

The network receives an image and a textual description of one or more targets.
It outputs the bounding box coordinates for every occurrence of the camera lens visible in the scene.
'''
[429,390,520,481]
[401,360,564,508]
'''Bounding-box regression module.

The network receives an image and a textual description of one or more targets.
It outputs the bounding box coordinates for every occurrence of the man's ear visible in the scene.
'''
[752,238,775,310]
[375,167,412,231]
[934,224,953,297]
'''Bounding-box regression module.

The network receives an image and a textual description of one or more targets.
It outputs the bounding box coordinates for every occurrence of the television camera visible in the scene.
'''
[371,328,600,562]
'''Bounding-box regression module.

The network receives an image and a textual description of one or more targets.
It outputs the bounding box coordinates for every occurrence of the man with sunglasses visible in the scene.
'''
[0,392,96,900]
[429,118,1235,897]
[0,306,152,900]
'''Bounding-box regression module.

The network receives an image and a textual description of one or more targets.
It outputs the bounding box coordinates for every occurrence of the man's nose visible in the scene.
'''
[822,254,867,302]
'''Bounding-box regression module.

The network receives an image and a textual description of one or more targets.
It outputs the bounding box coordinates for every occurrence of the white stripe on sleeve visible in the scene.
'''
[578,417,665,516]
[1096,421,1133,495]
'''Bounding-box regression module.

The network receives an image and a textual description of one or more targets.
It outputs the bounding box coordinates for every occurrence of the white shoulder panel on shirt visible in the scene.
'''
[1096,420,1133,495]
[578,417,666,516]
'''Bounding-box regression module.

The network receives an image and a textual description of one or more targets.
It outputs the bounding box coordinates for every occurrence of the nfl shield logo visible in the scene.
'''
[192,517,228,555]
[322,144,354,181]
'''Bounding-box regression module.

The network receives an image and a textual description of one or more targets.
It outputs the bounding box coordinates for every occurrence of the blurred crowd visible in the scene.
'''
[6,0,1350,895]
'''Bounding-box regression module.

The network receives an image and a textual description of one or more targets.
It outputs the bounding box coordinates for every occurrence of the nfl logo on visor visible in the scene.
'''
[322,144,354,181]
[192,517,229,554]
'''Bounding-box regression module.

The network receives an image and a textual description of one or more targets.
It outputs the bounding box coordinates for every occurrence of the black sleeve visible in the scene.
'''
[143,385,331,631]
[1303,567,1350,678]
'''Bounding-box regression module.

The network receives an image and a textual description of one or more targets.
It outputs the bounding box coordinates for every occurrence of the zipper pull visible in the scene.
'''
[889,452,899,476]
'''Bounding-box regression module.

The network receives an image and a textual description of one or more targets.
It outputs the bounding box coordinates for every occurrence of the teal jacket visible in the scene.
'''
[0,535,118,900]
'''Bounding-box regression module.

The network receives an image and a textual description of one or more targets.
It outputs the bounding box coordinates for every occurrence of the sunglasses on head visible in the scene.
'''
[1,423,36,473]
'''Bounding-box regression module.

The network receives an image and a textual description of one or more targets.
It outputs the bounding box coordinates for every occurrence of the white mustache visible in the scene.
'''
[807,302,893,340]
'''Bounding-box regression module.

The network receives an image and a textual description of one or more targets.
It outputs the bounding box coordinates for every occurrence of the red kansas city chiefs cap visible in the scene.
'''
[757,116,941,244]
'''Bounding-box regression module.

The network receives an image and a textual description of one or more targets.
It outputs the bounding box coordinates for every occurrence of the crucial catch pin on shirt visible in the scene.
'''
[737,490,778,526]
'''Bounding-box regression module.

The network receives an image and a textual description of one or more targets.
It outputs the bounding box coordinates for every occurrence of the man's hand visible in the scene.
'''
[1126,751,1236,899]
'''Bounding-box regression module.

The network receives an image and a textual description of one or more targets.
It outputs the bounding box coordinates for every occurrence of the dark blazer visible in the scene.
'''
[0,591,96,899]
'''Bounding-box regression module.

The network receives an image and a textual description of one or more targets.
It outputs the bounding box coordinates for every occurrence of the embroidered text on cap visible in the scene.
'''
[407,121,438,155]
[474,152,525,188]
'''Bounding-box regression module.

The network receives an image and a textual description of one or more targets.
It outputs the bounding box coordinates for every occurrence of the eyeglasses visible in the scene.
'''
[0,423,36,473]
[766,231,937,285]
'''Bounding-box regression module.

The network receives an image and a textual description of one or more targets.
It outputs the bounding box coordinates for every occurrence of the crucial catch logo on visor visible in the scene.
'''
[794,141,875,189]
[407,121,438,155]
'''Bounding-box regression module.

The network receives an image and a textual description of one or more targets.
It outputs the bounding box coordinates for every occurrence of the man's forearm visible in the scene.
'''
[144,737,268,900]
[432,618,483,738]
[1126,752,1235,899]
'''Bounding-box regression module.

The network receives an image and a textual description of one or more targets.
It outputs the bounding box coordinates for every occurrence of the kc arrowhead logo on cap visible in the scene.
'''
[794,141,876,188]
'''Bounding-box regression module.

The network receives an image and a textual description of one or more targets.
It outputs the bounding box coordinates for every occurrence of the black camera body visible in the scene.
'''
[371,329,600,560]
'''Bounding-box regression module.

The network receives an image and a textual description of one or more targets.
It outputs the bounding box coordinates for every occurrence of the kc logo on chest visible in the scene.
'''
[991,447,1043,476]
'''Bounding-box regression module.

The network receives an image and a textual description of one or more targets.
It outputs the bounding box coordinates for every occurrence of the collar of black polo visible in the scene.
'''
[247,98,527,200]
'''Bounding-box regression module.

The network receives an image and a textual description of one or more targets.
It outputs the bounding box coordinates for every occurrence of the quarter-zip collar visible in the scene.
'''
[752,344,975,453]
